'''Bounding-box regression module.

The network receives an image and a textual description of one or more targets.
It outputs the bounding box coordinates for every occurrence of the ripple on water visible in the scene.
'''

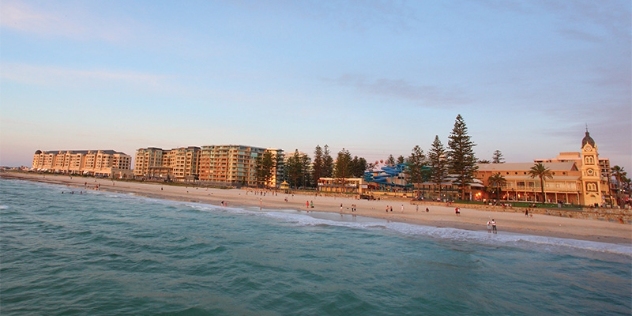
[0,179,630,315]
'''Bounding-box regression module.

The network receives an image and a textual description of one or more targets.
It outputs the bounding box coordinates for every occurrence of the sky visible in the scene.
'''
[1,0,631,171]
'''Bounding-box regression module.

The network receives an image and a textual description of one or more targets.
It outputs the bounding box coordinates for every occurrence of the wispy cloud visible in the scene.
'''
[0,0,133,42]
[331,74,471,107]
[557,28,602,43]
[237,0,420,33]
[1,63,167,90]
[476,0,631,42]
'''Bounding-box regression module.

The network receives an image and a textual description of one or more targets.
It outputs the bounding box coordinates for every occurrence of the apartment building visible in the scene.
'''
[134,146,200,181]
[32,150,132,177]
[134,145,278,185]
[198,145,266,186]
[133,147,164,177]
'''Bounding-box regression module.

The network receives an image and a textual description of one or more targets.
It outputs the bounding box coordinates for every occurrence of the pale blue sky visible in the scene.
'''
[1,0,630,170]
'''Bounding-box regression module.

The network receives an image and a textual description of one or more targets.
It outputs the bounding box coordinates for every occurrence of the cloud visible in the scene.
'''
[237,0,420,33]
[0,0,133,42]
[477,0,631,42]
[557,28,602,43]
[1,63,167,90]
[331,74,471,107]
[541,0,630,39]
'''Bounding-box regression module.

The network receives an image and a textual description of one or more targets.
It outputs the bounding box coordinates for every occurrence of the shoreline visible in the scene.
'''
[2,171,631,245]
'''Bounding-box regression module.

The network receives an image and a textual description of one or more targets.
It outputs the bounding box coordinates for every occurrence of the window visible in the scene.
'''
[585,156,595,164]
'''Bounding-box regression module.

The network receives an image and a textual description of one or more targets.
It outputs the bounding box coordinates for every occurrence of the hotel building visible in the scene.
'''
[32,150,132,178]
[476,130,612,206]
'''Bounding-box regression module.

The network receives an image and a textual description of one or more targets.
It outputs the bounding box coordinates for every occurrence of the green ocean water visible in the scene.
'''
[1,179,630,315]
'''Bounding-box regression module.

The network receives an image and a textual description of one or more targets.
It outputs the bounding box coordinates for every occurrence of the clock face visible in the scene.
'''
[584,145,592,152]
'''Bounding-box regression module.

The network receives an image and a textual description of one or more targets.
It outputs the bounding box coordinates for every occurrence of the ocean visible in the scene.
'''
[1,179,630,315]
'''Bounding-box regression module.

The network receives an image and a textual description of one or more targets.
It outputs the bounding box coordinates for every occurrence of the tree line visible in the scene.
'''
[257,114,504,200]
[256,145,367,189]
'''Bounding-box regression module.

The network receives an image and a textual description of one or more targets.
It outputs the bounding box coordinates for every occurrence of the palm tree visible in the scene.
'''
[487,173,506,201]
[611,166,627,190]
[528,163,553,203]
[611,166,627,206]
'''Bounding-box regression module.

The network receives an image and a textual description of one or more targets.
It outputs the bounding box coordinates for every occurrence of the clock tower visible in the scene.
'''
[580,129,601,206]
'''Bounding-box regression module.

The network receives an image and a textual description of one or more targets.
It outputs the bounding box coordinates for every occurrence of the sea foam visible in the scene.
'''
[259,209,632,257]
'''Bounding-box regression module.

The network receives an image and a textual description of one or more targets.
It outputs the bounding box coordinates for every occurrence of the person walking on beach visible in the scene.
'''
[486,220,492,233]
[401,204,404,212]
[426,207,429,212]
[491,219,497,234]
[385,205,389,213]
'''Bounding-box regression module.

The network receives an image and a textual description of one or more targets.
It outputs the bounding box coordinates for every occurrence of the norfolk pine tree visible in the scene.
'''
[428,135,448,199]
[386,154,395,166]
[447,114,478,200]
[256,151,275,188]
[323,145,334,178]
[300,153,312,188]
[406,145,427,189]
[285,150,303,189]
[492,150,505,164]
[312,145,324,184]
[334,148,353,192]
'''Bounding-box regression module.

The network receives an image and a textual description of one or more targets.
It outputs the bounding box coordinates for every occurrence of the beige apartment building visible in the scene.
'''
[134,146,200,181]
[134,144,281,186]
[133,147,164,177]
[32,150,132,178]
[198,145,266,186]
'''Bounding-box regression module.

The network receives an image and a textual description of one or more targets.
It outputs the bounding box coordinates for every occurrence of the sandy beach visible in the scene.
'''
[2,171,630,244]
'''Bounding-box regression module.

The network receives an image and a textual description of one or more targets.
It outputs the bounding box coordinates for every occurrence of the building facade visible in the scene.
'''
[317,177,365,194]
[197,145,266,186]
[133,146,200,181]
[134,144,282,186]
[32,150,132,177]
[133,147,164,178]
[477,130,612,206]
[476,162,582,204]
